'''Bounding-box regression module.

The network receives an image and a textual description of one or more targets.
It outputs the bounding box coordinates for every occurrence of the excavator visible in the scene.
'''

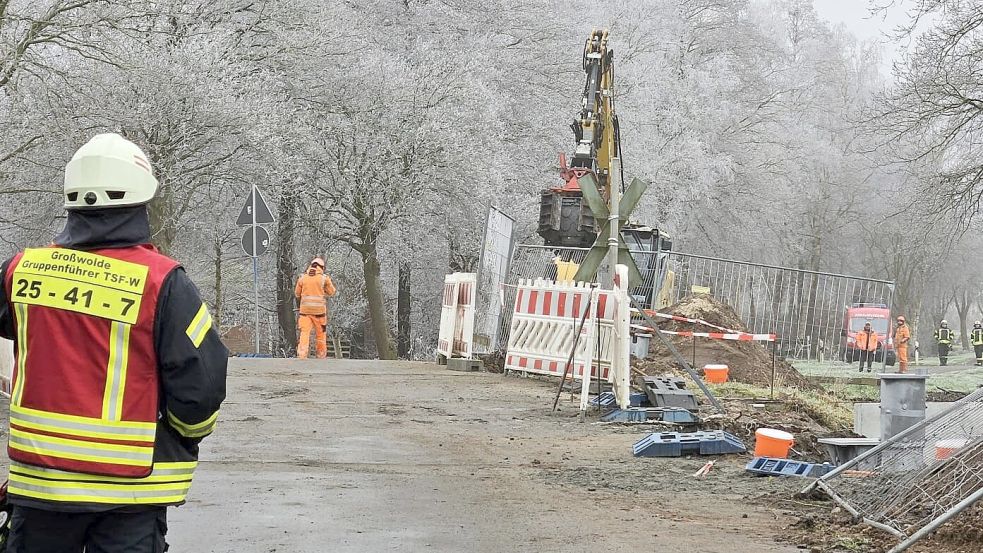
[537,30,672,306]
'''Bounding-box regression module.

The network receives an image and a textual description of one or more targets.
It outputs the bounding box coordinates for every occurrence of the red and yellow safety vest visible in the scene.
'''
[3,246,197,504]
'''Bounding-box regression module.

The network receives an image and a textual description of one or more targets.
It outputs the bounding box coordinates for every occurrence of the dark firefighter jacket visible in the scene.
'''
[0,206,228,512]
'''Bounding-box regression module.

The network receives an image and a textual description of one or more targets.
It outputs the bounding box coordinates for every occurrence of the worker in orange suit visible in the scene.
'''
[894,315,911,373]
[855,320,880,373]
[295,257,337,358]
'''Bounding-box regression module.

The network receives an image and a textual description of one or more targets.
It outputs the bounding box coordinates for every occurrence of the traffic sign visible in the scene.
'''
[241,226,270,257]
[236,186,275,226]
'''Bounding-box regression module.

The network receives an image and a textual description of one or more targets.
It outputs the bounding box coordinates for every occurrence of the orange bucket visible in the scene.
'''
[935,439,968,460]
[754,428,794,458]
[703,364,729,384]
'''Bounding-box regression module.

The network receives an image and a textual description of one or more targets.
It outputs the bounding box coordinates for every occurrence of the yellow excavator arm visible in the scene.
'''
[570,29,618,199]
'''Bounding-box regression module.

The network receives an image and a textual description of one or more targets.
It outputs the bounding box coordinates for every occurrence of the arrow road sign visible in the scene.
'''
[241,226,270,257]
[236,186,275,226]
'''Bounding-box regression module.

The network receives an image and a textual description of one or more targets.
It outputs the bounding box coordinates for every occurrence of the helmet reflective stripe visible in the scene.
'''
[64,133,158,210]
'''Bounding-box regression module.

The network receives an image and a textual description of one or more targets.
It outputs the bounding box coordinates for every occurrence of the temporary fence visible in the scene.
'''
[473,206,515,354]
[498,244,895,365]
[658,251,895,363]
[437,272,477,359]
[807,387,983,552]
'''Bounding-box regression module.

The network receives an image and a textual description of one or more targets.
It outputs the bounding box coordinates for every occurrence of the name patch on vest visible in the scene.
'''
[11,248,148,324]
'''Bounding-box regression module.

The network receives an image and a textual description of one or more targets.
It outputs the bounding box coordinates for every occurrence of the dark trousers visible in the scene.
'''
[858,350,875,370]
[8,506,167,553]
[975,345,983,366]
[938,343,950,365]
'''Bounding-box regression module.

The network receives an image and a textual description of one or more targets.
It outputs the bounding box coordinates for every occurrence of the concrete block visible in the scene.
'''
[816,437,879,466]
[446,357,481,372]
[854,402,983,438]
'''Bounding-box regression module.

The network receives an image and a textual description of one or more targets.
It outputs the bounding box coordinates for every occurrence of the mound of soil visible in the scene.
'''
[636,294,814,389]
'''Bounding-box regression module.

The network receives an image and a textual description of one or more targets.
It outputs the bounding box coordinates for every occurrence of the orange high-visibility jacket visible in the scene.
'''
[894,325,910,346]
[855,329,880,352]
[295,268,336,315]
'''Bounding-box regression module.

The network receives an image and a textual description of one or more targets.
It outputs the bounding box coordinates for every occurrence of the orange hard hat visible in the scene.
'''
[310,257,325,268]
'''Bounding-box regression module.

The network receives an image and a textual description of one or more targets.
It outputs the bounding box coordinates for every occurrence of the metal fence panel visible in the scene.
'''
[811,387,983,551]
[498,245,895,364]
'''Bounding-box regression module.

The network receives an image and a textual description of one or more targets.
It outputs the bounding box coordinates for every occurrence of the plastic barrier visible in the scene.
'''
[0,338,11,398]
[504,279,616,381]
[437,273,477,359]
[746,457,833,478]
[633,431,746,457]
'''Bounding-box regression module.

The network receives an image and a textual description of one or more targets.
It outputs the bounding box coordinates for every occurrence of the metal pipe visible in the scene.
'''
[630,295,725,413]
[608,158,621,291]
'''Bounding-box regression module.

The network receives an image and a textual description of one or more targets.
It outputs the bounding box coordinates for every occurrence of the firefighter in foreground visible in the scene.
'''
[894,315,911,373]
[855,320,880,372]
[295,257,337,358]
[0,133,228,552]
[972,321,983,367]
[935,320,954,366]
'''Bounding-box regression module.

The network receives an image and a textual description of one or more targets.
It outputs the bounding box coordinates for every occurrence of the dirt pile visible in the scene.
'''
[635,294,814,389]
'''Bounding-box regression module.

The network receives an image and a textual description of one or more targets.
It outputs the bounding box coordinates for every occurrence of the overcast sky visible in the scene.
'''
[811,0,914,75]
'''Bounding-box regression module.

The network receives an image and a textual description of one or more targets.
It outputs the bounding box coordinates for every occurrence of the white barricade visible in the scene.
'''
[451,274,476,358]
[0,337,13,398]
[437,273,477,359]
[504,277,621,382]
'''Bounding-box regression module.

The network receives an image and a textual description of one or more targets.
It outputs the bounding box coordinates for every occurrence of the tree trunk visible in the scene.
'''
[397,262,411,359]
[955,289,970,348]
[276,192,298,356]
[147,189,177,255]
[362,247,396,359]
[213,237,223,330]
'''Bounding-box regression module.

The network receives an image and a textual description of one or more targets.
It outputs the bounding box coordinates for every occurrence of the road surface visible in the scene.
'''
[3,359,804,552]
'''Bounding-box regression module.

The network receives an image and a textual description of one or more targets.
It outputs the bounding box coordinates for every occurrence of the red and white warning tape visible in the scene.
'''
[631,324,776,342]
[631,308,741,335]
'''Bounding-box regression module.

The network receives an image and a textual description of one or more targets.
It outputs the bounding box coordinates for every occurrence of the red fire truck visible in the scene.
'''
[840,302,895,365]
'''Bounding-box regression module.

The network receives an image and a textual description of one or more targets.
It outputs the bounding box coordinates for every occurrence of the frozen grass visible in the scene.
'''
[704,380,854,432]
[792,357,983,395]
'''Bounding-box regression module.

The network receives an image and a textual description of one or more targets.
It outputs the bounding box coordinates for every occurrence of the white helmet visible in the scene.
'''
[64,133,158,210]
[941,320,949,326]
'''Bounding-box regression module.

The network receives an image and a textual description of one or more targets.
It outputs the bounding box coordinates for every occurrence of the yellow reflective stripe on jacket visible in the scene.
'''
[167,409,218,438]
[12,303,28,406]
[185,304,213,348]
[9,428,154,467]
[102,322,132,421]
[10,404,155,443]
[9,460,195,483]
[8,470,193,505]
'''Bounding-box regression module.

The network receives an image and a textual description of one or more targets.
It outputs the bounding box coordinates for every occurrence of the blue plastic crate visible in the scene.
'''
[633,431,746,457]
[745,456,834,478]
[601,409,648,422]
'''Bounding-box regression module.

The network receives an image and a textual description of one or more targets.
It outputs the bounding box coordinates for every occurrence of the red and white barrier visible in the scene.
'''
[632,324,776,342]
[505,265,633,410]
[0,337,13,398]
[437,273,477,359]
[505,279,614,380]
[633,308,741,334]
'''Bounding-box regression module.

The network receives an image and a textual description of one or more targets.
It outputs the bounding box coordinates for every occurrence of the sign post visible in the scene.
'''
[237,186,274,354]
